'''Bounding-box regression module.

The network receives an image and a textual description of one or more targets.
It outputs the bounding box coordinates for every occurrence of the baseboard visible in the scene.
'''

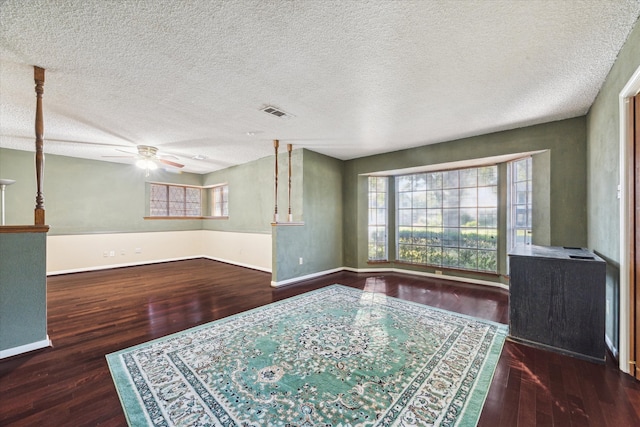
[201,256,271,273]
[48,257,506,291]
[605,334,619,361]
[0,336,52,360]
[343,266,508,290]
[271,266,507,290]
[48,255,272,276]
[271,267,345,287]
[47,256,201,276]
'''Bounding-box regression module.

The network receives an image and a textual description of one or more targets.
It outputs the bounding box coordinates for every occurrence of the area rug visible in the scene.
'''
[106,284,507,426]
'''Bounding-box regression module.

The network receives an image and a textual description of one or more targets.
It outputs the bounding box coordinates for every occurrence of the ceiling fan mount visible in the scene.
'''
[137,145,159,158]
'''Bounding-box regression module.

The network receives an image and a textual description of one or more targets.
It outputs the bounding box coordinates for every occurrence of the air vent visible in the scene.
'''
[260,105,290,118]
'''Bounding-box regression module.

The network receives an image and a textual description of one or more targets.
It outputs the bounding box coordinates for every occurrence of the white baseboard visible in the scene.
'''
[0,336,52,360]
[201,256,271,273]
[48,255,272,276]
[271,266,507,290]
[47,256,200,276]
[605,334,619,360]
[271,267,345,287]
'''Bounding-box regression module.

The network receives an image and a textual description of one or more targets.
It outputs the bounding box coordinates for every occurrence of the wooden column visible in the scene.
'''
[34,66,45,225]
[287,144,293,222]
[273,139,279,223]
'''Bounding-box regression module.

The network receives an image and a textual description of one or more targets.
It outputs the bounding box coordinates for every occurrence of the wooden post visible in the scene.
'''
[34,66,45,225]
[287,144,293,222]
[273,139,279,223]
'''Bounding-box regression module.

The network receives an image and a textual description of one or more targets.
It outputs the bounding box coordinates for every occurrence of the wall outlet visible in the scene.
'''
[103,251,109,257]
[135,248,142,254]
[109,250,115,257]
[120,249,126,255]
[435,270,443,275]
[299,257,304,265]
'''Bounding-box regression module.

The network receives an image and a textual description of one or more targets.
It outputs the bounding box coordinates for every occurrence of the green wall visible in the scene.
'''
[586,17,640,356]
[0,148,203,234]
[273,150,343,282]
[201,150,303,234]
[343,116,587,282]
[0,231,47,352]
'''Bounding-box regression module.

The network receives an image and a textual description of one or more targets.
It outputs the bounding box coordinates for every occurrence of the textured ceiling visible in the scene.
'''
[1,0,639,174]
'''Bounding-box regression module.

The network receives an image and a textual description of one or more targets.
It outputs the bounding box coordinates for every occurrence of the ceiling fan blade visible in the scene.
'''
[116,148,137,154]
[159,159,185,168]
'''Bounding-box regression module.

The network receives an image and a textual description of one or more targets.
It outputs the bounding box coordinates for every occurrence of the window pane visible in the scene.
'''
[413,174,427,191]
[426,190,442,208]
[368,177,387,260]
[460,208,477,227]
[426,173,442,190]
[397,176,412,192]
[443,170,459,189]
[478,186,497,207]
[478,229,497,249]
[150,184,202,217]
[427,227,442,245]
[508,157,533,251]
[460,188,477,207]
[460,231,478,249]
[398,193,411,209]
[459,249,478,269]
[478,250,497,271]
[478,166,498,186]
[412,192,426,208]
[398,209,412,226]
[443,189,459,207]
[443,208,459,227]
[459,169,477,187]
[412,209,426,226]
[426,210,442,226]
[442,248,458,267]
[478,208,497,228]
[398,227,411,244]
[442,228,459,247]
[395,165,497,272]
[427,246,442,265]
[412,227,427,245]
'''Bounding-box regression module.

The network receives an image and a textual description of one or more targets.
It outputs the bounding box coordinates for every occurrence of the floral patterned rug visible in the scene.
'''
[106,285,506,426]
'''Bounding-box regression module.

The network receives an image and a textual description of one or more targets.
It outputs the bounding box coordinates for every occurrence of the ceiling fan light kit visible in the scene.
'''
[136,159,158,171]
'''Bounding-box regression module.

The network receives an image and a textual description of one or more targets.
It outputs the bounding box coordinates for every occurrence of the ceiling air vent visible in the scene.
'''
[260,105,290,118]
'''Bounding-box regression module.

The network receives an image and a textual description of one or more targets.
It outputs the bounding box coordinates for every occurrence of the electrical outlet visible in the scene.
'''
[299,257,304,265]
[135,248,142,254]
[103,251,109,257]
[435,270,443,275]
[121,249,126,255]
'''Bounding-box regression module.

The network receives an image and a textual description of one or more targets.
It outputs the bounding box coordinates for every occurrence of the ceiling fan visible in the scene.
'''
[103,145,185,175]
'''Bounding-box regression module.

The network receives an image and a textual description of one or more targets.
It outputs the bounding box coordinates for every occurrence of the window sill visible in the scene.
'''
[393,261,500,277]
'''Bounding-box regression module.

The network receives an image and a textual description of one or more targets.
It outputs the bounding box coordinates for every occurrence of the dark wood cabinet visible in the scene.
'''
[508,245,606,363]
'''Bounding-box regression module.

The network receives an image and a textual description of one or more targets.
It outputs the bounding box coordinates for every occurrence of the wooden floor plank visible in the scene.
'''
[1,259,639,426]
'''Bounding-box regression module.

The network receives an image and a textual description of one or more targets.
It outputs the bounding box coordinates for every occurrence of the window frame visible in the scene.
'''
[146,182,203,219]
[395,165,499,273]
[211,184,229,218]
[367,176,388,262]
[508,156,533,249]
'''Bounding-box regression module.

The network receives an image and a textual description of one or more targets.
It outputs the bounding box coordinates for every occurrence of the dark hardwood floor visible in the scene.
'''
[1,258,638,426]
